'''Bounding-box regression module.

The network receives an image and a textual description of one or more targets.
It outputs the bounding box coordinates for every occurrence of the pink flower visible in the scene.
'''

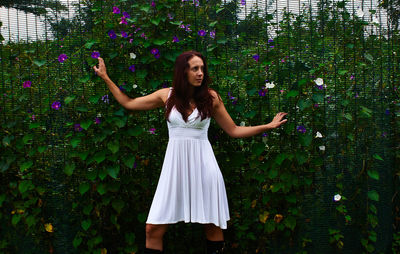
[23,81,32,88]
[149,128,156,134]
[112,6,120,14]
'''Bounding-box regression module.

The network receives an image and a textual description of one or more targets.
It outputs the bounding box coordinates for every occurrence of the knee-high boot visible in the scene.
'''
[206,239,225,254]
[144,247,163,254]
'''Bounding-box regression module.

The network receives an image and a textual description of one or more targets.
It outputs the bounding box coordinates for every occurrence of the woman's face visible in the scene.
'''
[187,56,204,87]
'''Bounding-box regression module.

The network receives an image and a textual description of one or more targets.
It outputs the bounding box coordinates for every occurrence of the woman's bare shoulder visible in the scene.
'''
[158,87,172,104]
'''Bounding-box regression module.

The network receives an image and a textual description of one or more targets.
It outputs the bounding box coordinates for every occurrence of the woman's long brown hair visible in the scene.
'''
[165,51,218,122]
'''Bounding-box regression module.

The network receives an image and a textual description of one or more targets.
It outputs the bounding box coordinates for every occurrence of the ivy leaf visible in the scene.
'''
[73,236,83,248]
[123,156,136,169]
[80,119,92,130]
[299,134,312,147]
[71,137,81,148]
[275,153,287,165]
[78,74,90,83]
[23,134,34,144]
[286,90,299,98]
[79,183,90,195]
[89,94,101,104]
[64,96,76,105]
[112,199,125,214]
[284,215,297,230]
[209,21,218,27]
[38,146,47,153]
[18,180,32,194]
[12,214,21,225]
[367,170,379,180]
[29,122,41,129]
[338,70,348,75]
[344,113,353,121]
[151,17,161,26]
[81,219,91,231]
[312,94,324,103]
[298,99,312,111]
[364,53,373,62]
[93,151,106,164]
[33,59,47,67]
[97,183,107,195]
[107,165,120,179]
[373,154,383,161]
[20,161,33,171]
[367,190,379,201]
[64,163,75,176]
[84,40,97,49]
[251,143,264,156]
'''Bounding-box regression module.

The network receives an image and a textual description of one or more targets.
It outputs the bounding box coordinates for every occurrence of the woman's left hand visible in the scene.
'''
[269,112,288,129]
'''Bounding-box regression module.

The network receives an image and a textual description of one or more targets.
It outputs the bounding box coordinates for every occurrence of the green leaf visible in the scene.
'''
[79,183,90,195]
[84,40,97,49]
[209,21,218,27]
[71,137,81,148]
[299,134,312,147]
[19,180,32,194]
[284,215,296,230]
[251,143,264,156]
[76,106,89,112]
[367,170,379,180]
[23,134,34,144]
[107,141,119,154]
[97,183,107,195]
[107,165,120,179]
[360,106,372,118]
[98,168,107,180]
[78,74,90,83]
[216,7,224,14]
[140,5,150,13]
[33,59,47,67]
[364,53,373,62]
[29,122,40,129]
[112,199,125,213]
[275,153,287,165]
[109,52,118,59]
[12,214,21,225]
[373,154,383,161]
[80,119,92,130]
[151,17,161,26]
[338,70,348,75]
[367,190,379,201]
[20,161,33,171]
[312,94,324,103]
[78,151,89,161]
[0,193,6,207]
[64,96,76,105]
[89,94,101,104]
[73,236,82,248]
[38,146,47,153]
[298,99,312,111]
[137,213,147,223]
[286,90,299,98]
[81,219,91,231]
[93,151,106,164]
[268,168,278,179]
[298,78,307,87]
[64,163,75,176]
[123,156,135,169]
[344,113,353,121]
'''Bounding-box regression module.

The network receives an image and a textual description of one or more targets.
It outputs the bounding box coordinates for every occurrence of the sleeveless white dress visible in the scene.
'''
[146,88,230,229]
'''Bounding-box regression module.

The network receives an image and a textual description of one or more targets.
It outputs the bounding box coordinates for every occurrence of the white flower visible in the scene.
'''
[356,9,364,18]
[264,82,275,89]
[372,16,379,24]
[240,121,245,126]
[333,194,341,202]
[97,113,102,117]
[319,145,325,151]
[132,84,137,89]
[130,53,136,59]
[314,78,324,86]
[315,131,323,138]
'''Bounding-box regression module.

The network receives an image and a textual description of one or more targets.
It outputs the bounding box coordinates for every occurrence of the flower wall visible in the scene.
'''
[0,0,399,253]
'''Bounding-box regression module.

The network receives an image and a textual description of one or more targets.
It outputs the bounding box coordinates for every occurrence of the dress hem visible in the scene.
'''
[145,218,229,229]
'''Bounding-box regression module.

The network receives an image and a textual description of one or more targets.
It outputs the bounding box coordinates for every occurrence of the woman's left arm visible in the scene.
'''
[211,90,288,138]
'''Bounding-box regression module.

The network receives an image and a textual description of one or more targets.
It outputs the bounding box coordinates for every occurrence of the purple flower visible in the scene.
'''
[268,39,273,43]
[113,6,120,14]
[51,101,61,110]
[74,124,82,132]
[198,30,206,36]
[122,11,130,18]
[210,31,216,39]
[31,114,36,121]
[172,36,179,42]
[151,1,156,7]
[101,95,109,104]
[262,133,268,137]
[297,125,306,133]
[241,0,246,5]
[350,75,355,80]
[108,30,117,39]
[119,85,126,92]
[91,51,100,59]
[129,65,136,72]
[58,54,68,63]
[185,24,192,32]
[258,89,267,96]
[315,85,324,90]
[120,16,128,25]
[385,109,390,115]
[253,54,259,62]
[23,80,32,88]
[121,31,128,38]
[154,53,160,59]
[151,48,159,55]
[168,13,174,20]
[149,128,156,134]
[94,117,101,124]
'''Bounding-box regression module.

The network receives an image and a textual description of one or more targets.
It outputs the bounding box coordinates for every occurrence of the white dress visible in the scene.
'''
[146,88,230,229]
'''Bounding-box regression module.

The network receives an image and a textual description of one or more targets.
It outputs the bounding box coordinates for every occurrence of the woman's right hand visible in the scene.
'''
[93,57,108,79]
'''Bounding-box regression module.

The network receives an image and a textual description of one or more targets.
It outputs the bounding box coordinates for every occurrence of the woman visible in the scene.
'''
[93,51,288,253]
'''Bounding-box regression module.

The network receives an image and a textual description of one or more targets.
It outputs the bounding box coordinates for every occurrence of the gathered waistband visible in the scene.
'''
[168,127,208,140]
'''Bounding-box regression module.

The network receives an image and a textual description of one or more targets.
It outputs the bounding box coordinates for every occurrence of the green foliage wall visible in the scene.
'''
[0,0,399,253]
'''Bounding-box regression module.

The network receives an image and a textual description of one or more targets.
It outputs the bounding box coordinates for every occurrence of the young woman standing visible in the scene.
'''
[93,51,288,253]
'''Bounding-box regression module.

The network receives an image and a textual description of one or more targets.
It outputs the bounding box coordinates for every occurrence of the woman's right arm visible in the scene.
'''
[93,57,166,111]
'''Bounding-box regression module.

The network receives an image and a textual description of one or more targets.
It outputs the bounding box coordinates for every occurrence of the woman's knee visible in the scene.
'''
[146,224,168,238]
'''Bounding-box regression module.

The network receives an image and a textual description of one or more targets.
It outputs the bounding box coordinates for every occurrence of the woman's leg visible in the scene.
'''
[204,224,224,241]
[145,224,169,251]
[204,224,225,253]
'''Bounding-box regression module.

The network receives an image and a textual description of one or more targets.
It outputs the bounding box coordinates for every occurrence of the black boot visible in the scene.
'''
[144,247,163,253]
[206,239,225,254]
